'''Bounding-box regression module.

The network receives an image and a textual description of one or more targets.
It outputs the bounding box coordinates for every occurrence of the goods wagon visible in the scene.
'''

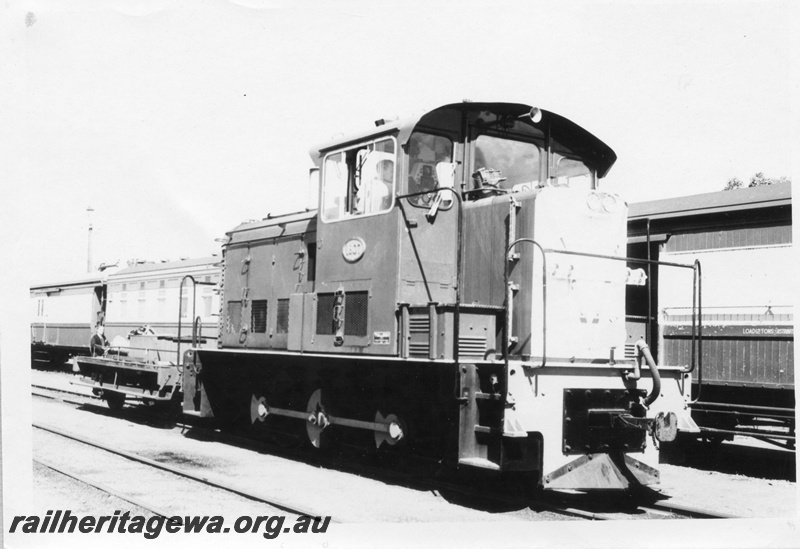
[70,257,221,408]
[627,182,794,449]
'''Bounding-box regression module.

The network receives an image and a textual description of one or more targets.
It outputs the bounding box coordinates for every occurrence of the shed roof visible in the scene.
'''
[629,181,791,221]
[30,272,106,292]
[109,256,220,278]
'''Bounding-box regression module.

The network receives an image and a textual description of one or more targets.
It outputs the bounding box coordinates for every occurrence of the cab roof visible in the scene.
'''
[309,101,617,177]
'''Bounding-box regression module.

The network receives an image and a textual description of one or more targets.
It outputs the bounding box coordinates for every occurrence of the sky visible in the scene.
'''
[2,0,798,284]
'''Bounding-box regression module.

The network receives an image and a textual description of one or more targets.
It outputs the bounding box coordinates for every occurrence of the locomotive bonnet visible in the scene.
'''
[182,101,699,490]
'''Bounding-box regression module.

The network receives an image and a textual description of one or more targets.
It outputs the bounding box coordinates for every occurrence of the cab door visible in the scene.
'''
[312,136,401,355]
[398,132,459,307]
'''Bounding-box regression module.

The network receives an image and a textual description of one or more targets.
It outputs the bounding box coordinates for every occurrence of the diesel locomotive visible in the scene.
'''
[174,101,700,490]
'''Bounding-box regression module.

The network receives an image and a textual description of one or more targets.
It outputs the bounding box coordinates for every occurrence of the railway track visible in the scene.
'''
[32,421,338,523]
[32,381,736,521]
[536,491,736,520]
[32,383,101,401]
[34,458,176,518]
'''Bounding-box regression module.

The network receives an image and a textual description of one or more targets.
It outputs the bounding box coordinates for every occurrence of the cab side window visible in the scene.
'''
[322,137,396,222]
[553,154,595,190]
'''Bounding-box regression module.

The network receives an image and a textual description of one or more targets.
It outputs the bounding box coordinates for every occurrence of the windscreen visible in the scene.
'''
[474,135,540,192]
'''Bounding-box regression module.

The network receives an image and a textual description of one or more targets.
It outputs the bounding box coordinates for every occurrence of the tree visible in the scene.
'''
[723,177,743,191]
[749,172,769,187]
[724,173,791,190]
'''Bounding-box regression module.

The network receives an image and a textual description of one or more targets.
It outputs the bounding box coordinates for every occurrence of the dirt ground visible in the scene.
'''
[25,369,796,520]
[11,369,798,549]
[27,375,529,523]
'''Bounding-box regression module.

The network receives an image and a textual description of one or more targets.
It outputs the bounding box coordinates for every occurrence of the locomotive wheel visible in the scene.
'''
[104,391,125,411]
[306,389,327,449]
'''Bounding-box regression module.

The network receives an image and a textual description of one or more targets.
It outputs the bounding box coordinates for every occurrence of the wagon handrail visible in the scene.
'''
[177,275,197,368]
[689,259,703,403]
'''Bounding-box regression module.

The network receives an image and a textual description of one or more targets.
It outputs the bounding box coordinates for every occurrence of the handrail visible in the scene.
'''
[177,276,216,367]
[505,238,548,369]
[502,243,702,382]
[689,259,703,403]
[646,218,652,344]
[177,275,196,367]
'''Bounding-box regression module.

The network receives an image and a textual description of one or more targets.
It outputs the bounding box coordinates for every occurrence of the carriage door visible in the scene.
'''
[312,136,401,355]
[94,285,106,325]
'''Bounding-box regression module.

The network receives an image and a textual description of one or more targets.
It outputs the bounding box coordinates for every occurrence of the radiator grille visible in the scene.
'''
[408,316,431,357]
[316,293,335,335]
[409,317,430,333]
[345,291,369,336]
[408,342,430,357]
[276,299,290,334]
[316,291,369,337]
[459,335,487,358]
[251,300,267,333]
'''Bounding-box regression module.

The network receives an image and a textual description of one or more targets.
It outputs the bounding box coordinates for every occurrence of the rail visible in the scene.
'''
[33,379,743,519]
[33,422,335,520]
[35,458,177,518]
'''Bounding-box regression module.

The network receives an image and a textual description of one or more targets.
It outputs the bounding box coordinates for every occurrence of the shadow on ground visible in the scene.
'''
[660,437,795,482]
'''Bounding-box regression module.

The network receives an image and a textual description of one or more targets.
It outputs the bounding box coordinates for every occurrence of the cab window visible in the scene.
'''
[322,137,396,222]
[553,154,595,190]
[473,135,540,192]
[407,132,453,207]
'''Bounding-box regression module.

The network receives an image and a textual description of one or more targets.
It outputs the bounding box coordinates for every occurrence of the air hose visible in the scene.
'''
[625,339,662,407]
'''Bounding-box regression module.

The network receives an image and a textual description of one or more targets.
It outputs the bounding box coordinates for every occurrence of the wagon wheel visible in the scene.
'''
[105,391,125,411]
[700,434,725,449]
[155,391,183,425]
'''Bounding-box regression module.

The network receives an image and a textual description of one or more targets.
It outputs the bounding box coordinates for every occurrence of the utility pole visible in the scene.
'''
[87,206,94,273]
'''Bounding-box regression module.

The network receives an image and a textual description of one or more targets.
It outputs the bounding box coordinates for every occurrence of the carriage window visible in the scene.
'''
[321,137,396,222]
[407,133,453,207]
[473,136,540,192]
[553,154,595,190]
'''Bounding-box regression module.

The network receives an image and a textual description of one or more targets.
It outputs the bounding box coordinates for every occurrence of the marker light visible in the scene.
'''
[602,193,620,213]
[587,192,603,211]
